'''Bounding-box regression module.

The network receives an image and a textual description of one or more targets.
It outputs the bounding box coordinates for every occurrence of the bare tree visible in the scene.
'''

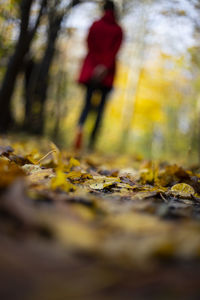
[0,0,47,132]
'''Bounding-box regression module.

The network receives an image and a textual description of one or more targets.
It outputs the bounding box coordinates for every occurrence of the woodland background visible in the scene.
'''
[0,0,200,163]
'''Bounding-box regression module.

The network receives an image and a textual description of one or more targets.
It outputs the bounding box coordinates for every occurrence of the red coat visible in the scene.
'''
[78,10,123,88]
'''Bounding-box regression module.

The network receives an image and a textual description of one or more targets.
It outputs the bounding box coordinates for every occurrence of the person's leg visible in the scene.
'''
[74,86,93,150]
[89,88,110,149]
[78,86,93,126]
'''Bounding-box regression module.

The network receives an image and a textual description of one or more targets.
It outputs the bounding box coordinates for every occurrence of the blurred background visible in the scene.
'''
[0,0,200,164]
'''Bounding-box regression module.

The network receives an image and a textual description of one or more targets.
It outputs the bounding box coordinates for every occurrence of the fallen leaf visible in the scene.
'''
[170,183,195,198]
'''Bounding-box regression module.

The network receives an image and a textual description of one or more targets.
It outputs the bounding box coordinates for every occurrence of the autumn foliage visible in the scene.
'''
[1,137,200,298]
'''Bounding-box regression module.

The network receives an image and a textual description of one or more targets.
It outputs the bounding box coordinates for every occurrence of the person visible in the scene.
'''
[74,0,123,150]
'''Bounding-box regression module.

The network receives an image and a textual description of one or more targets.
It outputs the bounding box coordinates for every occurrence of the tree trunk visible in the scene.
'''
[0,0,46,132]
[0,37,31,131]
[25,15,62,134]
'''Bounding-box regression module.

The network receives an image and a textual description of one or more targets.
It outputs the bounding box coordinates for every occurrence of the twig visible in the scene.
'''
[160,193,168,203]
[36,150,56,165]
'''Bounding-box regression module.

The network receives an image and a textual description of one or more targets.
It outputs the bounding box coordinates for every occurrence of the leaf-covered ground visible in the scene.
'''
[1,137,200,299]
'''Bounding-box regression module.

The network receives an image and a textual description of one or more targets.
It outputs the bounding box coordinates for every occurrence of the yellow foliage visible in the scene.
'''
[51,169,76,192]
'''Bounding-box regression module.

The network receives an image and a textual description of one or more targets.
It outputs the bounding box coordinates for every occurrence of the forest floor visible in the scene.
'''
[1,136,200,299]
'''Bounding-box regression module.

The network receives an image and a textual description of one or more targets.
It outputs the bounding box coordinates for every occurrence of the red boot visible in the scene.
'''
[74,128,83,150]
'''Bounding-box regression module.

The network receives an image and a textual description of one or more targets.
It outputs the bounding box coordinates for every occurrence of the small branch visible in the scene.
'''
[160,193,168,203]
[36,150,57,165]
[29,0,47,40]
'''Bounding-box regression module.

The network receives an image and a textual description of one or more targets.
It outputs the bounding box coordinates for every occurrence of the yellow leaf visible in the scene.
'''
[54,218,96,250]
[27,168,54,186]
[65,171,82,180]
[25,150,39,165]
[51,169,76,192]
[65,157,81,172]
[69,157,80,168]
[89,176,120,190]
[170,183,195,198]
[0,160,25,187]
